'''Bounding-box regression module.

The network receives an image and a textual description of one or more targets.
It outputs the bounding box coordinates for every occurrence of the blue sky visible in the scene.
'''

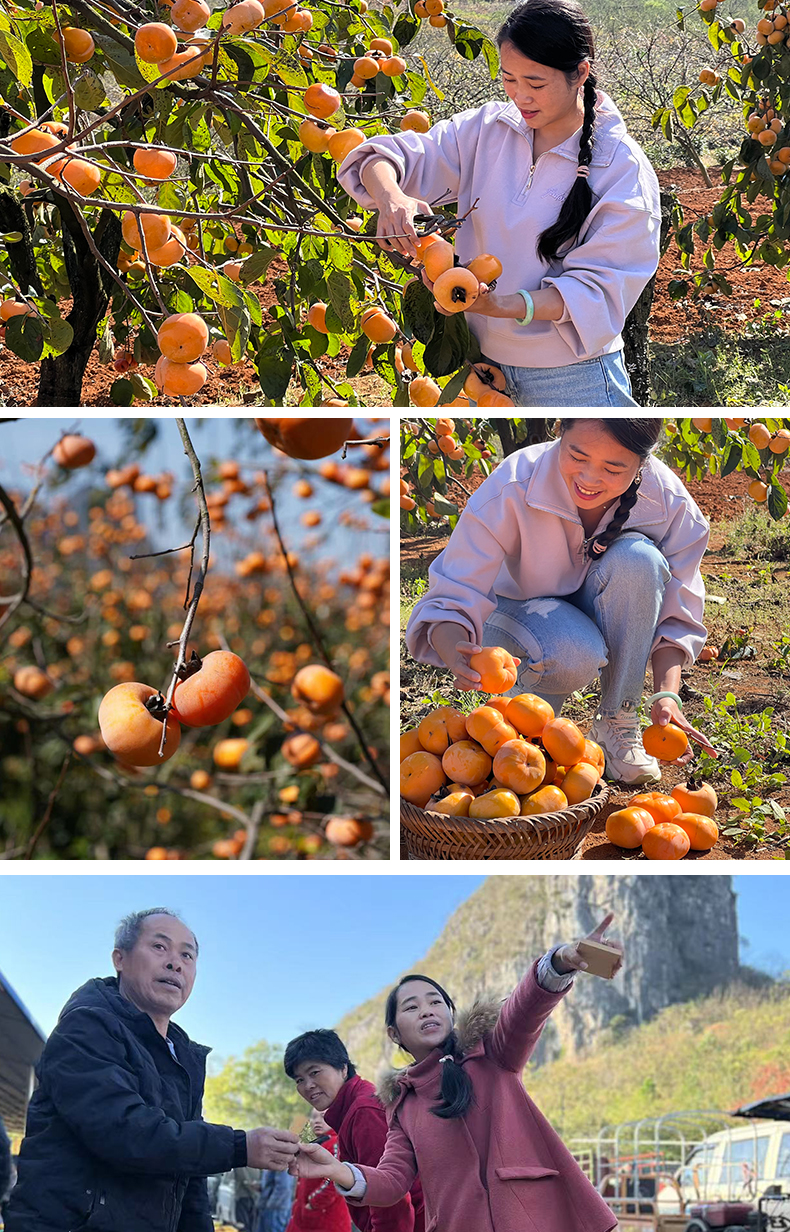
[0,876,785,1062]
[0,417,390,572]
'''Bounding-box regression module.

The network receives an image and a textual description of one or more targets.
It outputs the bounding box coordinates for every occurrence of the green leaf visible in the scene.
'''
[437,364,467,405]
[73,68,106,110]
[327,269,356,333]
[239,246,277,286]
[423,312,469,377]
[327,236,354,273]
[256,345,293,401]
[480,35,499,81]
[672,85,691,108]
[0,29,32,86]
[416,55,444,100]
[402,276,436,343]
[218,302,251,362]
[187,267,244,307]
[129,372,157,402]
[110,377,135,406]
[93,33,147,90]
[346,331,370,378]
[768,481,788,520]
[392,14,419,45]
[5,311,43,361]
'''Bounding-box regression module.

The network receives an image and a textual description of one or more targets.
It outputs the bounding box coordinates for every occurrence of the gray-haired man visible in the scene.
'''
[5,908,299,1232]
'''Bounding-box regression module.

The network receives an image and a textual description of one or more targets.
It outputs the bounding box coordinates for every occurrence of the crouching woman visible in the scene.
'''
[296,914,622,1232]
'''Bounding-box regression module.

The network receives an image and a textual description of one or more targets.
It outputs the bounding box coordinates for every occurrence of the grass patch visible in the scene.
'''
[650,331,790,406]
[711,507,790,562]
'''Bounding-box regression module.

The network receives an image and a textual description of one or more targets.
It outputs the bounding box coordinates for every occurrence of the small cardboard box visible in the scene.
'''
[576,939,621,979]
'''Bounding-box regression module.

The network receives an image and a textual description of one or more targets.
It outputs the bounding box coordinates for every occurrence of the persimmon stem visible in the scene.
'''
[156,422,210,759]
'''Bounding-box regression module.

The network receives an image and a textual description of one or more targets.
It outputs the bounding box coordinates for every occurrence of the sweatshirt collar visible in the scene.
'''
[496,92,626,168]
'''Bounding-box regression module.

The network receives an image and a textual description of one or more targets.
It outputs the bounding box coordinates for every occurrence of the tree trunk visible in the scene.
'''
[622,189,674,407]
[497,418,552,456]
[37,202,121,407]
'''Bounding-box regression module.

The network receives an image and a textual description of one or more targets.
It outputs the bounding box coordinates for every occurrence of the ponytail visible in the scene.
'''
[537,74,597,263]
[434,1031,474,1120]
[586,471,641,559]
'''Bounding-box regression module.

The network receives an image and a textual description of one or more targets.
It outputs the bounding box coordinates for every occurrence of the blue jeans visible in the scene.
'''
[496,349,637,407]
[481,532,670,717]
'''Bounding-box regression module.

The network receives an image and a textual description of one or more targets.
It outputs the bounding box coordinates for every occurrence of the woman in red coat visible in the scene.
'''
[286,1110,350,1232]
[297,913,623,1232]
[284,1030,423,1232]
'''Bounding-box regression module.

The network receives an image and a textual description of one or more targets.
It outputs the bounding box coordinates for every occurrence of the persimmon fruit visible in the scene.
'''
[641,822,691,860]
[121,210,171,252]
[299,119,330,153]
[400,110,430,133]
[222,0,265,32]
[53,434,96,468]
[465,705,518,757]
[493,738,546,794]
[541,716,586,767]
[671,780,717,817]
[605,806,655,849]
[441,739,492,786]
[432,267,480,313]
[642,722,689,761]
[304,82,342,118]
[171,651,250,726]
[254,418,353,459]
[213,737,250,768]
[400,750,446,807]
[629,792,681,826]
[291,664,344,714]
[135,22,178,61]
[673,812,719,851]
[157,312,209,361]
[134,148,178,180]
[469,788,520,819]
[13,665,54,699]
[98,682,181,766]
[505,692,553,738]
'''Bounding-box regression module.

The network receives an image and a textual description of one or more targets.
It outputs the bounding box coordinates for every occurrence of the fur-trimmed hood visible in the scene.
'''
[377,997,502,1107]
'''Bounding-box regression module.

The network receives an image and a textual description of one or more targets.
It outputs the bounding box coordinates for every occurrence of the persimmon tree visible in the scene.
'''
[0,415,390,858]
[657,0,790,299]
[399,415,790,527]
[0,0,500,406]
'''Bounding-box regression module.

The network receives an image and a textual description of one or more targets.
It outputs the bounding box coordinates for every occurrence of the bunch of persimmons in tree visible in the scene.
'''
[660,0,790,299]
[399,647,722,860]
[1,417,390,860]
[399,415,790,528]
[0,0,503,406]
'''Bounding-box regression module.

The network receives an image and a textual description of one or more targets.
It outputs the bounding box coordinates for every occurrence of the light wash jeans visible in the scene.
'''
[481,532,671,718]
[498,349,637,408]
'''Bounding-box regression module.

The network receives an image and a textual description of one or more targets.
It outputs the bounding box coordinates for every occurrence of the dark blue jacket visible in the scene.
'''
[0,1113,12,1202]
[5,976,246,1232]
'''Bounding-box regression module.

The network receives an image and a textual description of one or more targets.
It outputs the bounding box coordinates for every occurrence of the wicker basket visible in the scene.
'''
[401,782,611,860]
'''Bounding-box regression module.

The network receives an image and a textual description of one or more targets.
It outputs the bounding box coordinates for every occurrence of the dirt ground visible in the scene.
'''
[2,165,784,407]
[400,463,790,862]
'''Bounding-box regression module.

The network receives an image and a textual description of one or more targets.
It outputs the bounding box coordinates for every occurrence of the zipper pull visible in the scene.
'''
[527,163,537,190]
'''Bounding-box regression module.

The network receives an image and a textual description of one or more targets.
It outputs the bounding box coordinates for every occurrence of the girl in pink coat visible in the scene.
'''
[297,914,622,1232]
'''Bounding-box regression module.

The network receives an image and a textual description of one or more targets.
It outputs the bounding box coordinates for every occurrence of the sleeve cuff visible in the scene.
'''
[337,1162,367,1200]
[536,948,575,993]
[233,1129,248,1168]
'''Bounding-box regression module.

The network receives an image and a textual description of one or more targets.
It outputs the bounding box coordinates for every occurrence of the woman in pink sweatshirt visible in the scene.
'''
[405,418,717,785]
[297,914,622,1232]
[337,0,661,407]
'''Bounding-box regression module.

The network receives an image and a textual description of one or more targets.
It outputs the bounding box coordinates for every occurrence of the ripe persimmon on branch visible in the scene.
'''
[0,0,501,406]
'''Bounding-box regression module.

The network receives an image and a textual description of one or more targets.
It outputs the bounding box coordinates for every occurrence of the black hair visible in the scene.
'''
[384,974,473,1120]
[283,1029,357,1080]
[497,0,597,263]
[556,418,663,559]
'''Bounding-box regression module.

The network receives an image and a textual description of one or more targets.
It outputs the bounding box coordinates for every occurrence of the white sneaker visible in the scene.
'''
[588,713,662,786]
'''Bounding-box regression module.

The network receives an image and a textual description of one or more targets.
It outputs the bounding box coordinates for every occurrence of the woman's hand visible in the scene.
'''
[430,622,521,691]
[649,697,717,762]
[420,269,511,318]
[552,911,623,977]
[374,191,434,259]
[296,1143,353,1188]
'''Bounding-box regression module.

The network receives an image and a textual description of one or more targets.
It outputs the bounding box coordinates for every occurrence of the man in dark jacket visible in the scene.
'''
[5,907,299,1232]
[0,1113,12,1205]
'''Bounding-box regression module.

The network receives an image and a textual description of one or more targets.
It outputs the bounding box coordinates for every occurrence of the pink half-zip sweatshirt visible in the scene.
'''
[405,440,710,669]
[337,93,661,368]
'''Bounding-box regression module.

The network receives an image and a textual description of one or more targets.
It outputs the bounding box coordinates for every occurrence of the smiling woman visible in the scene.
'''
[336,0,661,407]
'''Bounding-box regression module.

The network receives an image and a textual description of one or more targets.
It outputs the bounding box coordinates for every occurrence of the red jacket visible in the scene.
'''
[351,962,618,1232]
[325,1075,424,1232]
[286,1131,351,1232]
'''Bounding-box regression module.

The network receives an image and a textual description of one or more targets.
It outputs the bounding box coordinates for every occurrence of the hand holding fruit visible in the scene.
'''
[246,1126,300,1171]
[430,623,521,691]
[552,911,623,977]
[648,696,717,761]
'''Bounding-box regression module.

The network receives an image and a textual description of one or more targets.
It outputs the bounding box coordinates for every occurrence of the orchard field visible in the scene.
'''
[400,417,790,861]
[0,415,391,859]
[5,0,790,405]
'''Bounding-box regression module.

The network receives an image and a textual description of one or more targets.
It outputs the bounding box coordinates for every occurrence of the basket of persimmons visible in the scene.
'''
[400,646,721,861]
[399,646,611,860]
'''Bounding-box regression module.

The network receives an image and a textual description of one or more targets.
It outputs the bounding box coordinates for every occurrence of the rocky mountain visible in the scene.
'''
[337,876,741,1078]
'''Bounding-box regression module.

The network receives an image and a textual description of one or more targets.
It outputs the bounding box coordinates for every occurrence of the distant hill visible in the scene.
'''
[337,876,744,1081]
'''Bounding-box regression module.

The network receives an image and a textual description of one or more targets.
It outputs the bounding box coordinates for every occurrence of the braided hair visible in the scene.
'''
[556,418,663,559]
[497,0,598,263]
[384,975,474,1120]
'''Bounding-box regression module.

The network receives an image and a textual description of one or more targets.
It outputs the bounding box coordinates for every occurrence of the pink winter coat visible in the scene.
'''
[405,439,710,670]
[349,962,617,1232]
